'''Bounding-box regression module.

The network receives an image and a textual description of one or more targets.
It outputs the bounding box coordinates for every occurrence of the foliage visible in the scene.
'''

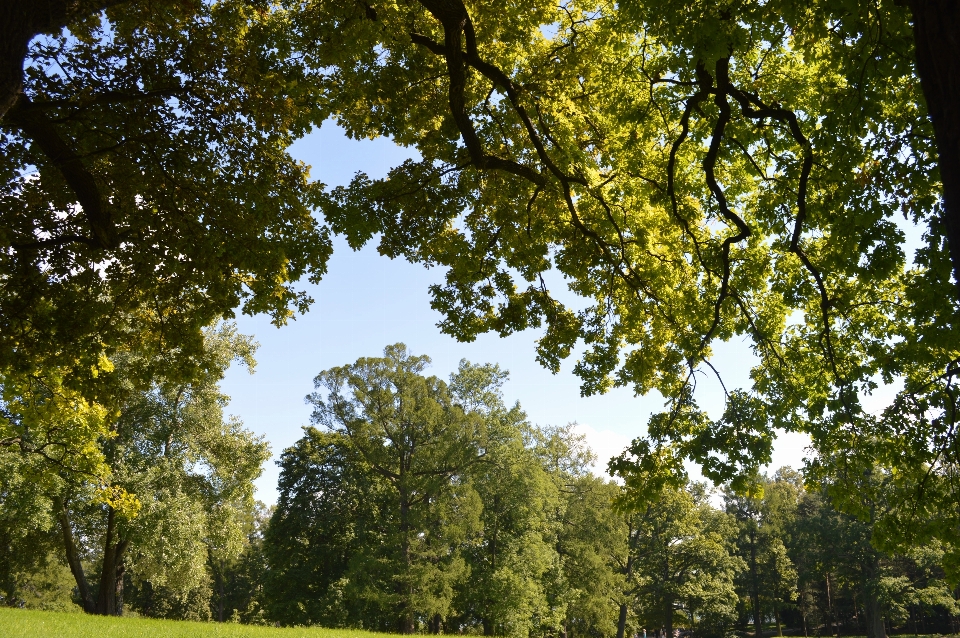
[0,452,63,607]
[0,364,115,490]
[625,481,742,638]
[0,0,331,390]
[263,427,384,628]
[294,0,960,556]
[266,346,627,637]
[305,345,494,633]
[125,578,214,623]
[0,323,269,617]
[210,502,272,625]
[723,470,800,637]
[557,475,630,638]
[453,394,560,637]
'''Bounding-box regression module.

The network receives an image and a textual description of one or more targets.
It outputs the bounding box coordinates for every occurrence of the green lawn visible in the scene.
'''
[0,608,407,638]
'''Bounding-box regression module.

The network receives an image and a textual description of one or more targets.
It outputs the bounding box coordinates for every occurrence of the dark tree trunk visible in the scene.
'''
[617,546,635,638]
[617,602,630,638]
[399,489,415,634]
[0,1,65,119]
[750,529,762,638]
[55,496,95,614]
[827,573,837,637]
[97,522,118,614]
[114,555,125,616]
[801,590,808,638]
[861,554,887,638]
[910,1,960,296]
[0,2,129,120]
[95,506,129,616]
[482,618,494,636]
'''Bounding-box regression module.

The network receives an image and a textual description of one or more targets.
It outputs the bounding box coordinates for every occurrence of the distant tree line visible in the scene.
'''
[2,344,960,638]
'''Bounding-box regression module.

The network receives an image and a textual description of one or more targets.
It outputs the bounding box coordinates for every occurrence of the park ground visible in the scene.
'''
[1,609,958,638]
[0,607,406,638]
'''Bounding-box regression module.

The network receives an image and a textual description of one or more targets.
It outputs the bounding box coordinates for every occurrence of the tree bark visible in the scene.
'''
[399,487,415,634]
[861,554,887,638]
[0,2,131,120]
[0,1,66,120]
[55,496,96,614]
[750,529,762,638]
[482,618,494,636]
[617,603,630,638]
[617,551,634,638]
[910,0,960,296]
[95,506,129,615]
[7,94,118,249]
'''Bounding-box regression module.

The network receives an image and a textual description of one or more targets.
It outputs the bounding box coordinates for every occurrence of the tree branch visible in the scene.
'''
[8,93,118,249]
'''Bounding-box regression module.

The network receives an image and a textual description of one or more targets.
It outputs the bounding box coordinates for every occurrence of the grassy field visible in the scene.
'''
[0,607,407,638]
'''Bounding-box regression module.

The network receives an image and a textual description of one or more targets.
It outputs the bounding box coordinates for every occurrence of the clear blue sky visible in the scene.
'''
[220,122,813,504]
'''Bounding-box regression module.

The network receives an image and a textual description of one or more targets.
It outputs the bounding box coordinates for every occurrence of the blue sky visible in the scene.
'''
[220,122,813,504]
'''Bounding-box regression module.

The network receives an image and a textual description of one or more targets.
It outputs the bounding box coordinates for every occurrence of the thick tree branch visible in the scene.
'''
[700,58,751,348]
[666,77,710,269]
[410,31,546,186]
[909,0,960,297]
[55,495,96,613]
[7,93,118,249]
[14,86,185,116]
[725,78,843,392]
[0,0,132,121]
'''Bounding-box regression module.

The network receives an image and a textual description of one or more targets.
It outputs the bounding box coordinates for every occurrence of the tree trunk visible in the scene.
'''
[861,554,887,638]
[617,550,634,638]
[910,1,960,296]
[617,603,630,638]
[0,2,131,121]
[826,573,836,637]
[0,1,63,119]
[115,555,125,616]
[399,489,415,634]
[801,590,808,638]
[217,566,225,622]
[55,496,95,614]
[750,529,762,638]
[98,535,117,613]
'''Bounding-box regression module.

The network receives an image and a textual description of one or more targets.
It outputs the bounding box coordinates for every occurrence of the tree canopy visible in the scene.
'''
[3,2,960,620]
[3,1,960,493]
[297,0,960,552]
[0,0,330,387]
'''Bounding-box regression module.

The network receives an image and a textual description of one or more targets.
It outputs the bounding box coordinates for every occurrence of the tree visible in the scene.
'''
[0,451,67,609]
[619,480,742,638]
[299,0,960,550]
[263,427,386,627]
[5,1,960,568]
[0,0,330,388]
[210,502,272,624]
[2,324,270,616]
[724,471,799,638]
[452,384,561,638]
[558,475,632,638]
[307,345,498,634]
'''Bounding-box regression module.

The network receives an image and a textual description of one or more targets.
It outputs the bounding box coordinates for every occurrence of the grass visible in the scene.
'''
[0,607,407,638]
